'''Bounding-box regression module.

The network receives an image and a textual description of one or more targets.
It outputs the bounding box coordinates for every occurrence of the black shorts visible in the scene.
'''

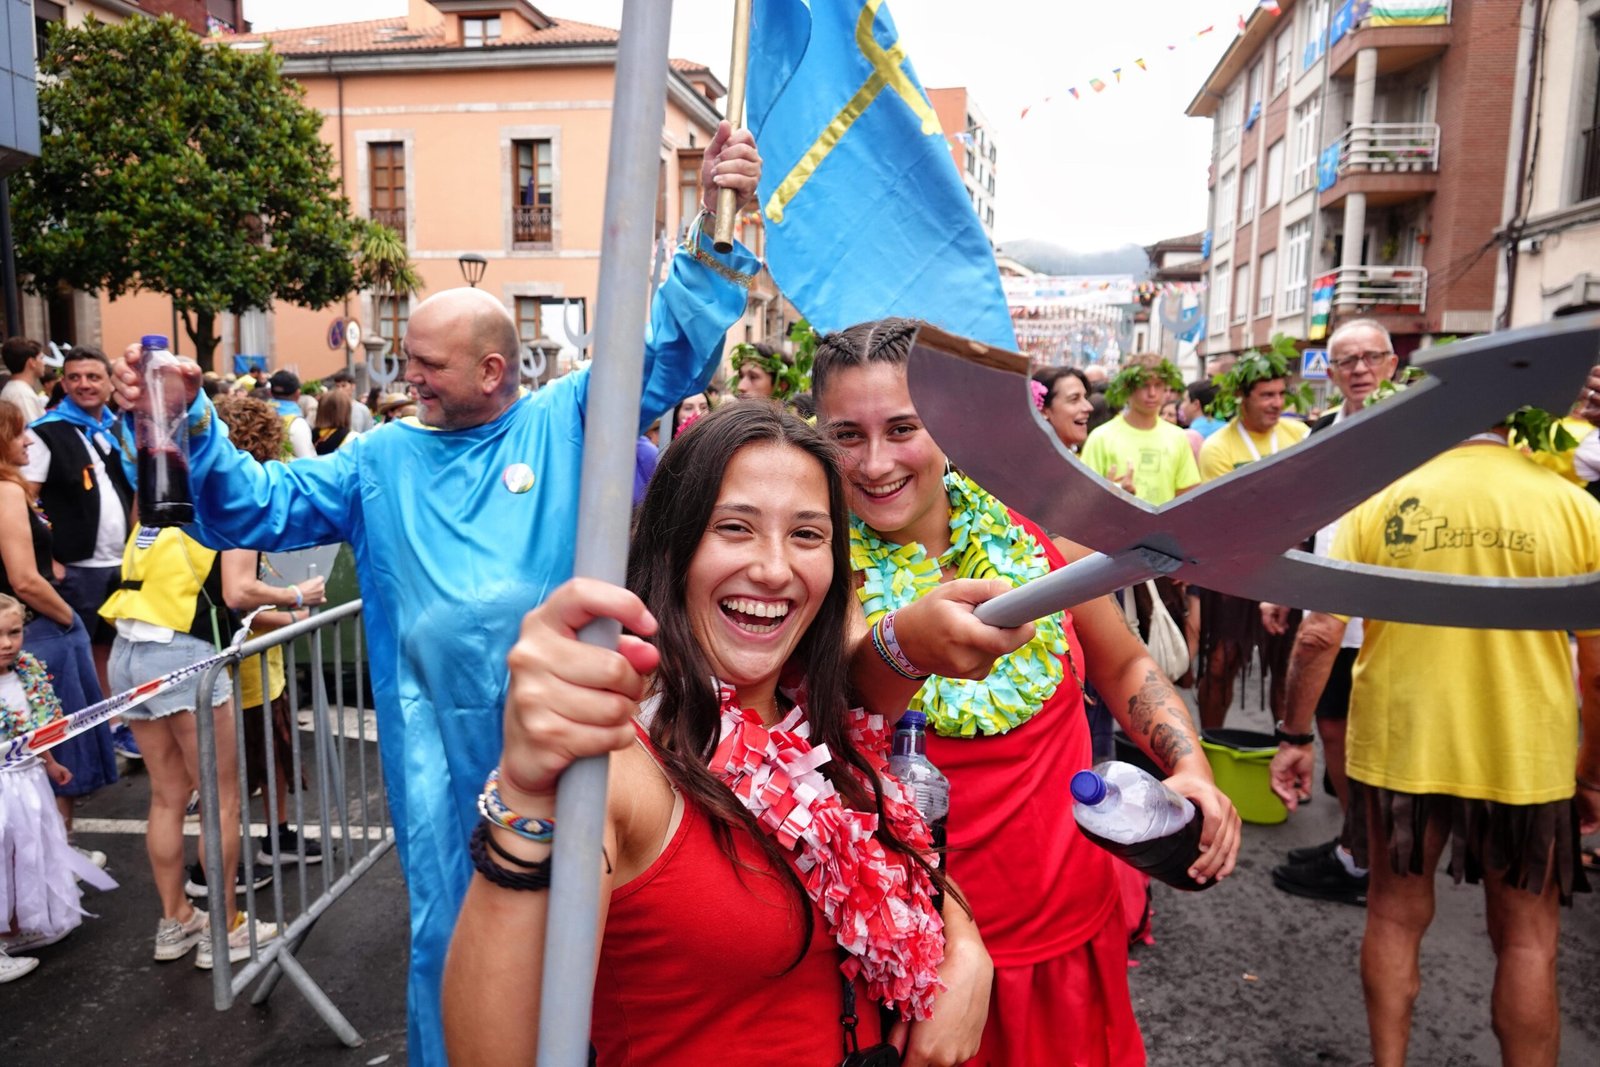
[1313,646,1359,722]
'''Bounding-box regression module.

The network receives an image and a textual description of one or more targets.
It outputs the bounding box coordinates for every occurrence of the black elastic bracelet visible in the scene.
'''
[469,820,551,891]
[485,822,548,869]
[1273,720,1316,746]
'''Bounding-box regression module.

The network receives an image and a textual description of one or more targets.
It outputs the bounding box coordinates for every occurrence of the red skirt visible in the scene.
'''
[961,896,1146,1067]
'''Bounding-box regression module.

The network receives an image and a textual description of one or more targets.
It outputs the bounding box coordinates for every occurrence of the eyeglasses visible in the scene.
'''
[1330,351,1393,371]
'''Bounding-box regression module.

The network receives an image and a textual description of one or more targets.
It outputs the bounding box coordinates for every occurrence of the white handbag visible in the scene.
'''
[1122,580,1191,681]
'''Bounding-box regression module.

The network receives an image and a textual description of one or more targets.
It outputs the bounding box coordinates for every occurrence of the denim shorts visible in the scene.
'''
[109,633,232,721]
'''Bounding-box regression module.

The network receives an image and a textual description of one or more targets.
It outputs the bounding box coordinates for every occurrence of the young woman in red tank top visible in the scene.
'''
[812,320,1243,1067]
[447,403,1032,1066]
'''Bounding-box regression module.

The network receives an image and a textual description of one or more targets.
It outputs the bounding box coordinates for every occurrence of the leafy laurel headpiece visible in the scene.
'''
[1105,358,1184,409]
[727,319,817,401]
[1206,333,1314,421]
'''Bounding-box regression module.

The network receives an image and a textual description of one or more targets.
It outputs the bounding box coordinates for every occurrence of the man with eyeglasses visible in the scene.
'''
[1261,319,1399,906]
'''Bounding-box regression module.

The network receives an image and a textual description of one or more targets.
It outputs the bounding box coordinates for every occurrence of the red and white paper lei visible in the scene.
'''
[709,683,946,1019]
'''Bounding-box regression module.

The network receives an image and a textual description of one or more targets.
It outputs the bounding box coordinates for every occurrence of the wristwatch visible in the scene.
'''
[1274,720,1315,745]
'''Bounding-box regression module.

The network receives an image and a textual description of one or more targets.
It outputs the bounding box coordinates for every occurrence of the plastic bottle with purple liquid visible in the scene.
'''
[133,334,193,527]
[1071,760,1211,891]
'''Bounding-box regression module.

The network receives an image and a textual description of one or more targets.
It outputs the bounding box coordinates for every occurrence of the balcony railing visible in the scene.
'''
[1336,122,1440,175]
[1333,265,1427,311]
[1581,124,1600,204]
[369,206,406,232]
[514,204,553,244]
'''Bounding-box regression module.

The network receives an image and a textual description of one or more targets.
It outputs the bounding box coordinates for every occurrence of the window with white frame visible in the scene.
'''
[1273,30,1292,94]
[1246,62,1264,112]
[1233,262,1252,323]
[1264,140,1285,206]
[1283,221,1310,313]
[1302,0,1330,72]
[1239,164,1258,224]
[1215,168,1236,245]
[1290,98,1321,196]
[1210,262,1231,334]
[1257,251,1277,317]
[1220,84,1243,153]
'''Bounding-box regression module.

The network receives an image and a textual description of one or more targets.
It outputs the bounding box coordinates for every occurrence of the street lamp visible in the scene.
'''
[457,253,487,288]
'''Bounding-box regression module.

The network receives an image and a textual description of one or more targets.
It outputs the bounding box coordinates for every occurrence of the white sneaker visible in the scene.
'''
[2,927,70,952]
[153,908,208,962]
[194,913,279,970]
[0,947,40,983]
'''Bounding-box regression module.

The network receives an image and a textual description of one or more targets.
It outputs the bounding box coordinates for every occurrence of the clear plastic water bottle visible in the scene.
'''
[1071,760,1211,891]
[133,334,193,527]
[889,711,949,908]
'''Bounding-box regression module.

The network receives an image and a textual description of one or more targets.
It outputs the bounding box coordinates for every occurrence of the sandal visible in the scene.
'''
[1582,847,1600,873]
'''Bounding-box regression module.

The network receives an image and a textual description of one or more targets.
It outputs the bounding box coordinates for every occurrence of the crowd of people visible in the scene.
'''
[0,117,1597,1067]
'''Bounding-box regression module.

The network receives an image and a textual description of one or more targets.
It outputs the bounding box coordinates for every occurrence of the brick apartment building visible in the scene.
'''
[927,87,998,242]
[1187,0,1516,364]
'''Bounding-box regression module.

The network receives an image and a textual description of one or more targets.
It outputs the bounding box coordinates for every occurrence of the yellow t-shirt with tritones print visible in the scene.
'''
[1331,442,1600,803]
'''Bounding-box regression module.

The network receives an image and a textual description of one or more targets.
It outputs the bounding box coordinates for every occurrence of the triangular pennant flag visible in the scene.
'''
[1198,25,1214,35]
[1112,67,1122,82]
[1135,58,1147,70]
[1090,77,1107,93]
[1068,86,1080,99]
[1238,14,1248,32]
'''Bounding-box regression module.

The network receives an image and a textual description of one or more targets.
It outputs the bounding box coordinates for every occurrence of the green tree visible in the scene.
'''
[13,16,367,371]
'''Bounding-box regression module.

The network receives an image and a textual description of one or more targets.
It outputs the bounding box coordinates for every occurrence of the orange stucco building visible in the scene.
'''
[94,0,786,382]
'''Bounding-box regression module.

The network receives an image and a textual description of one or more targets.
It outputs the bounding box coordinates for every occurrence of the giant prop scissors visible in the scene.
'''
[903,315,1600,632]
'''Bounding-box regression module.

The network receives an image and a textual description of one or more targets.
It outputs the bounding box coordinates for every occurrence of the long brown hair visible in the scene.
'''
[628,403,950,967]
[0,401,33,495]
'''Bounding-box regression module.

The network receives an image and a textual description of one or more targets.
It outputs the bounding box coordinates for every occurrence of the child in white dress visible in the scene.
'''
[0,593,88,981]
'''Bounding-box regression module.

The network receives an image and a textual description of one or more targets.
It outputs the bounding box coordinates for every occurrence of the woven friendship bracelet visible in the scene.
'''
[681,207,759,289]
[469,821,551,891]
[477,768,555,843]
[872,611,930,680]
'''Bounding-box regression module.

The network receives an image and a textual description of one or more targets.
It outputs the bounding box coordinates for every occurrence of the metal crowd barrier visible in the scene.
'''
[190,599,394,1047]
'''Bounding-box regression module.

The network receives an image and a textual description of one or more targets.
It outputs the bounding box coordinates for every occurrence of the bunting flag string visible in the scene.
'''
[1017,6,1279,120]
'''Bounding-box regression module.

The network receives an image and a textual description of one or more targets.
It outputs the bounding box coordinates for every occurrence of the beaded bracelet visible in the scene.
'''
[477,768,556,843]
[469,821,551,891]
[871,611,929,681]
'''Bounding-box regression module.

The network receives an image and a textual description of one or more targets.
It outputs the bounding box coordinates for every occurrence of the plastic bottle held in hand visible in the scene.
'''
[1071,760,1211,891]
[888,711,949,910]
[133,334,194,527]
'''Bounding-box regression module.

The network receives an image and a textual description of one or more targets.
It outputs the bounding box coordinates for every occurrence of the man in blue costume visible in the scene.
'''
[114,126,762,1066]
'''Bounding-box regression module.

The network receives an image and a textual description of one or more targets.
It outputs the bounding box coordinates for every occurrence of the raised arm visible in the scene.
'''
[443,579,660,1066]
[607,123,764,431]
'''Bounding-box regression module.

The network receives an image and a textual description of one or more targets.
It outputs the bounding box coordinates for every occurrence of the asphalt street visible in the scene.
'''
[5,683,1597,1066]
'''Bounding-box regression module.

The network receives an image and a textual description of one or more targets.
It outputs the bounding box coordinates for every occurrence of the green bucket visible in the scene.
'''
[1200,729,1288,825]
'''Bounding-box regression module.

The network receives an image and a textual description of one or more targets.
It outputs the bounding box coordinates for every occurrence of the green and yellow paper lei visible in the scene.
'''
[850,472,1070,738]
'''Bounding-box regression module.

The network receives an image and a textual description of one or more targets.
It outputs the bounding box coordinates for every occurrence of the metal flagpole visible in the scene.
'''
[713,0,752,252]
[536,1,674,1064]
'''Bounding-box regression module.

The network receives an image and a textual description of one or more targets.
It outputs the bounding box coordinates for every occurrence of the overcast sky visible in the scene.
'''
[245,1,1251,251]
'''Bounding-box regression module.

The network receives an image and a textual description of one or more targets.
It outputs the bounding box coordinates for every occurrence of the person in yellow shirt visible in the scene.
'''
[1193,351,1312,728]
[1081,355,1201,506]
[1196,375,1311,480]
[1270,424,1600,1067]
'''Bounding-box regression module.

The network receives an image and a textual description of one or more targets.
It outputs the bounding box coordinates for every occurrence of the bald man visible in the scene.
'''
[115,128,763,1067]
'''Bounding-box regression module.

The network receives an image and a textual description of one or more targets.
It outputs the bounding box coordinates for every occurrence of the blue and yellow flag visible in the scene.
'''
[747,0,1016,349]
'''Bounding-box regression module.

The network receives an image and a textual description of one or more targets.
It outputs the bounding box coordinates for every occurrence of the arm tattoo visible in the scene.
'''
[1149,722,1195,773]
[1124,669,1168,735]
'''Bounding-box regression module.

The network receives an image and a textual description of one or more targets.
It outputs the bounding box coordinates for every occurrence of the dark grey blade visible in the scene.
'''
[903,326,1159,551]
[1205,549,1600,631]
[1166,312,1600,558]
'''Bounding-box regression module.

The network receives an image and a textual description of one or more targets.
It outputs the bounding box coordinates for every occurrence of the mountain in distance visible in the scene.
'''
[1000,239,1149,277]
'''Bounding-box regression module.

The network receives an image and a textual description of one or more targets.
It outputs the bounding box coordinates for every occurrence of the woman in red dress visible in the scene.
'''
[813,319,1242,1066]
[446,403,1021,1066]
